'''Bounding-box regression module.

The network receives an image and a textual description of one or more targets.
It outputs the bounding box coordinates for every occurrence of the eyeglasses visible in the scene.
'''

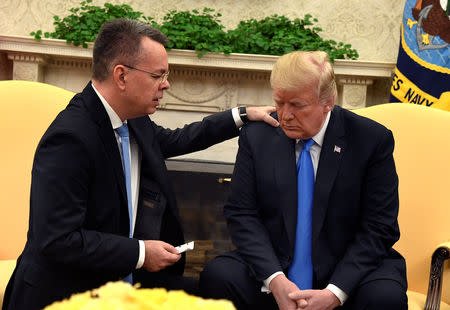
[123,64,169,83]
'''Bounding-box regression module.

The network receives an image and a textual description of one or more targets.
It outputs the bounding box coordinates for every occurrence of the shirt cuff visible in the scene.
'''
[326,283,348,306]
[136,240,145,269]
[231,107,244,128]
[261,271,285,293]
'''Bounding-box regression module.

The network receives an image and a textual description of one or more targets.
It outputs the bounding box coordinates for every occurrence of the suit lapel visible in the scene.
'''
[274,127,298,252]
[312,106,345,246]
[98,120,128,203]
[128,117,178,217]
[81,83,128,207]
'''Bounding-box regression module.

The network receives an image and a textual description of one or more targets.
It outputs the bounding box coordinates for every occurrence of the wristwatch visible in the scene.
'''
[239,106,248,124]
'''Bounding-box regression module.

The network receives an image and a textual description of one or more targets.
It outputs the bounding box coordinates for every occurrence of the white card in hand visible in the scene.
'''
[175,241,195,253]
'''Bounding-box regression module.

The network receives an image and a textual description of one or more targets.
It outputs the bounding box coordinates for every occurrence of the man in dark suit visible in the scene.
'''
[200,51,407,310]
[2,18,277,310]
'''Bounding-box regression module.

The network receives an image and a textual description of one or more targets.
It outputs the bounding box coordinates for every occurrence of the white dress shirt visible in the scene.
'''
[92,83,243,270]
[262,111,348,305]
[92,84,145,269]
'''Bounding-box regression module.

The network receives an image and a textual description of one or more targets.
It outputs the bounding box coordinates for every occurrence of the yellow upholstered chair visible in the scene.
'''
[0,80,74,307]
[355,103,450,310]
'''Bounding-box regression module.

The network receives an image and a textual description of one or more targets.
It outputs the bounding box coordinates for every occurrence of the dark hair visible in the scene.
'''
[92,18,169,81]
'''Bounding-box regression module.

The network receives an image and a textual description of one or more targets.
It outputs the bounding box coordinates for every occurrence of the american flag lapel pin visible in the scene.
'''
[334,145,341,153]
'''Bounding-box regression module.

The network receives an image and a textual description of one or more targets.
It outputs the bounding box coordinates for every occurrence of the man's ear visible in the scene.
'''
[324,96,335,112]
[113,65,127,91]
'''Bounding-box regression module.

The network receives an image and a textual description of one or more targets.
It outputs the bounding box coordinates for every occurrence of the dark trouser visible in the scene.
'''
[199,254,407,310]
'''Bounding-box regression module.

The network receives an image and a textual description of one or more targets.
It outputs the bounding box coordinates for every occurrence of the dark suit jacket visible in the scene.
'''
[3,82,239,310]
[224,105,406,297]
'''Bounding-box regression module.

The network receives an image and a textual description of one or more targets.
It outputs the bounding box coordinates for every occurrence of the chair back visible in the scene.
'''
[0,81,73,260]
[354,103,450,304]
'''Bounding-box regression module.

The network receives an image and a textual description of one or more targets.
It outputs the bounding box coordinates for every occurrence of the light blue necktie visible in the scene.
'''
[288,138,315,289]
[116,123,133,284]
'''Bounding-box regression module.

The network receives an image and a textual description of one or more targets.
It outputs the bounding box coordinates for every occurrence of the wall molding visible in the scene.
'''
[0,35,395,77]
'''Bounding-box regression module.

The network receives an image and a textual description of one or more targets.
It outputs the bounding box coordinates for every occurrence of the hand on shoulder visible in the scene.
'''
[246,106,279,127]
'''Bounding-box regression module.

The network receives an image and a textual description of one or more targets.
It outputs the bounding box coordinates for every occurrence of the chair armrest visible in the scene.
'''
[425,242,450,310]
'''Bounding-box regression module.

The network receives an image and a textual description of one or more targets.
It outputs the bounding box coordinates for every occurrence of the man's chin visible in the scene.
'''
[146,104,158,115]
[281,127,303,139]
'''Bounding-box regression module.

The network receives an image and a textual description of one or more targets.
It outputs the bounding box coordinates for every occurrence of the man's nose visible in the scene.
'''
[160,79,170,90]
[282,108,294,120]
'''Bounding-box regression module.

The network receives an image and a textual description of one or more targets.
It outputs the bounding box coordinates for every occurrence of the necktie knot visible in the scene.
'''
[116,123,129,138]
[301,138,314,151]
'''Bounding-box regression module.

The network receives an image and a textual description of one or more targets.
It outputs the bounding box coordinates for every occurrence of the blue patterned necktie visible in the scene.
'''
[288,138,315,289]
[116,123,133,284]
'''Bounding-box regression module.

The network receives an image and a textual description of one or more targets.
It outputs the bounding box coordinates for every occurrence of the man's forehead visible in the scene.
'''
[139,38,169,70]
[273,86,318,101]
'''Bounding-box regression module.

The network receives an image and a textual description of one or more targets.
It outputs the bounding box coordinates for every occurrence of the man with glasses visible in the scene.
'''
[122,64,170,83]
[2,18,278,310]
